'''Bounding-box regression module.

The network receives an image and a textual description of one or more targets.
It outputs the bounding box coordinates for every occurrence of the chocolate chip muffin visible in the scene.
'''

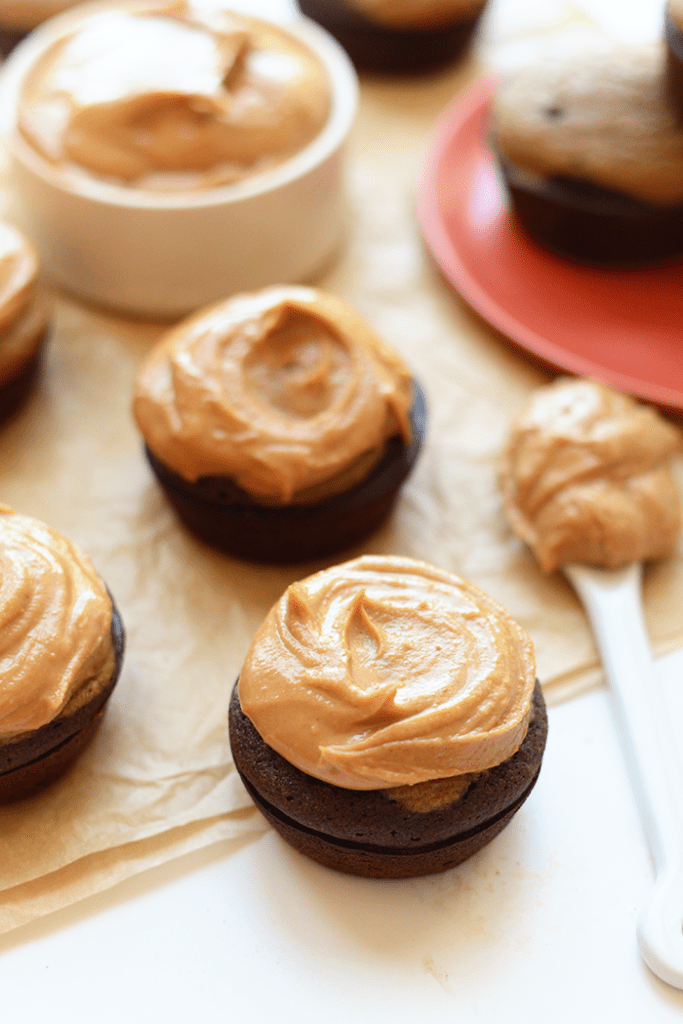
[0,506,125,802]
[133,286,425,563]
[297,0,487,74]
[490,44,683,264]
[230,555,547,878]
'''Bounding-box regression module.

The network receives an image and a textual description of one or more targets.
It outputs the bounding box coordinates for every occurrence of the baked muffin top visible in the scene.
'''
[133,285,413,504]
[18,1,331,192]
[345,0,483,29]
[239,555,536,790]
[0,507,114,738]
[492,44,683,206]
[501,378,682,572]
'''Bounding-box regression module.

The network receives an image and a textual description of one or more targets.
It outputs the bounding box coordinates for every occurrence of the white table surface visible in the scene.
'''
[3,648,683,1021]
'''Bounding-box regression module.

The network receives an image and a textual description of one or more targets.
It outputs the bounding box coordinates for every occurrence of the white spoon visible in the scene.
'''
[564,561,683,989]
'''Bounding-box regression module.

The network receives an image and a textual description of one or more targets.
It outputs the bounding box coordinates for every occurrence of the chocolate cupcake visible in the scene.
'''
[133,286,425,563]
[230,555,547,878]
[0,506,125,802]
[490,44,683,264]
[500,377,682,573]
[297,0,486,74]
[0,221,51,424]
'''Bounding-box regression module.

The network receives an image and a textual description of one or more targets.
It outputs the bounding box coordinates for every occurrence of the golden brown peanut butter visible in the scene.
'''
[345,0,482,29]
[492,44,683,206]
[0,506,114,738]
[239,555,536,790]
[501,378,682,573]
[133,285,413,504]
[0,0,78,31]
[17,2,331,191]
[0,221,50,382]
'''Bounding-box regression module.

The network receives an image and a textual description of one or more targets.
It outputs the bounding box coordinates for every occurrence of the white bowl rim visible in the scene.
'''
[0,0,359,210]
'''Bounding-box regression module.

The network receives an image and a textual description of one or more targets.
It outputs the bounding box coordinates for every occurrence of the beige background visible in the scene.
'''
[0,0,680,931]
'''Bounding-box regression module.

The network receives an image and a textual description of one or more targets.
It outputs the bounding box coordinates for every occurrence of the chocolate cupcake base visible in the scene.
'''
[0,329,49,427]
[0,599,125,802]
[297,0,484,74]
[145,379,426,564]
[501,158,683,265]
[229,680,547,878]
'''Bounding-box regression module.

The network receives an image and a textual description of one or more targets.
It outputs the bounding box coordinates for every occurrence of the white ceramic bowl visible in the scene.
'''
[0,2,358,317]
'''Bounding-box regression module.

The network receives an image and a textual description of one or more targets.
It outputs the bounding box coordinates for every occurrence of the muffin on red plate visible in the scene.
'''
[230,555,547,878]
[297,0,487,74]
[0,506,125,802]
[490,44,683,264]
[0,221,51,423]
[132,286,425,563]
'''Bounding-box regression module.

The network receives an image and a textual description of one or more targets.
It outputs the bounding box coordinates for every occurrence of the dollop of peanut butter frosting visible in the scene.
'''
[492,44,683,206]
[133,285,413,504]
[17,1,331,191]
[345,0,482,30]
[0,506,113,738]
[501,378,682,573]
[239,555,536,790]
[0,221,50,381]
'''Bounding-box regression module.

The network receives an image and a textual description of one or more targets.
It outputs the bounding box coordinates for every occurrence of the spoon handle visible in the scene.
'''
[564,561,683,989]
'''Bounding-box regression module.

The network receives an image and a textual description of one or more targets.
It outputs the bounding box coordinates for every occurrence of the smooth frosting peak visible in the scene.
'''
[18,2,331,190]
[0,506,113,737]
[239,555,536,790]
[501,378,682,571]
[133,285,413,503]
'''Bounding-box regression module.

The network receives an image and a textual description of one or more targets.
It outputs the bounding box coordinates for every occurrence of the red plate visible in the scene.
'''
[417,76,683,410]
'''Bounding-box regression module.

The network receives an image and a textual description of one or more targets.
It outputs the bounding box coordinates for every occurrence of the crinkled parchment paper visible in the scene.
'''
[0,0,681,932]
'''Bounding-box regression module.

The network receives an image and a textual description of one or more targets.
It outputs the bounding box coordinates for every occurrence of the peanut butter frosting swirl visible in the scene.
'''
[239,555,536,790]
[0,506,113,738]
[501,378,682,572]
[17,2,330,191]
[345,0,483,29]
[492,44,683,207]
[133,286,413,503]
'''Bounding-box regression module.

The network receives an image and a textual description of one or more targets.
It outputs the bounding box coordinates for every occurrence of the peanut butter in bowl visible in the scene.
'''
[0,0,358,315]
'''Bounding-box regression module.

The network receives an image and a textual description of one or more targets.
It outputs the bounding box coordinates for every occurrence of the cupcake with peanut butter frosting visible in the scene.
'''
[297,0,487,74]
[133,285,426,562]
[17,1,331,193]
[0,505,125,801]
[490,43,683,263]
[0,221,50,422]
[501,378,682,573]
[230,555,547,877]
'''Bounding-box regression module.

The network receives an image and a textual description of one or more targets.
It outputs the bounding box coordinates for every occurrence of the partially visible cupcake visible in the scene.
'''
[665,1,683,117]
[0,221,50,423]
[0,506,125,802]
[132,285,425,563]
[230,555,547,878]
[500,377,682,572]
[297,0,487,74]
[490,44,683,264]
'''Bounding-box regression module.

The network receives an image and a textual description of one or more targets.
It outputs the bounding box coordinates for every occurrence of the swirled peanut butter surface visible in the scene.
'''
[17,2,330,191]
[346,0,482,29]
[492,44,683,206]
[239,555,536,789]
[0,221,50,381]
[501,378,682,572]
[0,507,113,738]
[133,286,413,503]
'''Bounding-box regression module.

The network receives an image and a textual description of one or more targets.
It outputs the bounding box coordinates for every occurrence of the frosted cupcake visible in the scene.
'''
[132,285,426,562]
[0,506,125,801]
